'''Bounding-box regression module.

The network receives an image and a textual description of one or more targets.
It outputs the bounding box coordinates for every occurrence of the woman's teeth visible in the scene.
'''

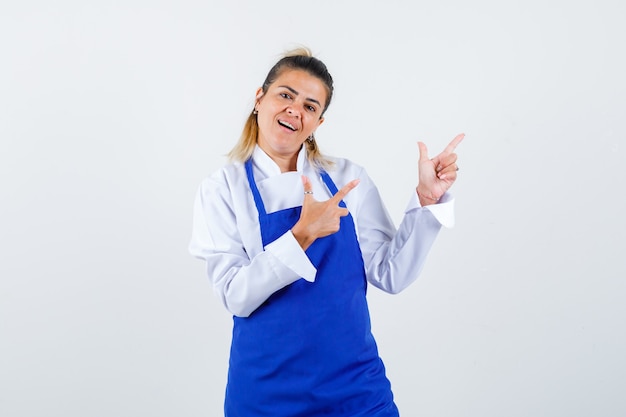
[279,120,296,131]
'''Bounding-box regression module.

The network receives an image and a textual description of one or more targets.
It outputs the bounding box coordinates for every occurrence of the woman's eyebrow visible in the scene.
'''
[278,85,322,107]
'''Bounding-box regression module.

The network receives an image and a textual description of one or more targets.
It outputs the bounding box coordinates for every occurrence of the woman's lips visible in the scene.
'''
[278,119,297,131]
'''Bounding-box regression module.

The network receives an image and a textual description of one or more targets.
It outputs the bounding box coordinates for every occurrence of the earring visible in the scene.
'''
[307,133,315,143]
[253,109,258,115]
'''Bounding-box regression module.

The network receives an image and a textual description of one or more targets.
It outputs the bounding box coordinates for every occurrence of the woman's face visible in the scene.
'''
[255,69,326,167]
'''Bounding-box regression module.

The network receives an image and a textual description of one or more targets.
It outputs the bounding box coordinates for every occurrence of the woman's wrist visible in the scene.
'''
[416,187,440,206]
[291,223,316,251]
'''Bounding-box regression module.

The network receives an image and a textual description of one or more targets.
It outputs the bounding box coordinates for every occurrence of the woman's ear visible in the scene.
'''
[255,87,264,102]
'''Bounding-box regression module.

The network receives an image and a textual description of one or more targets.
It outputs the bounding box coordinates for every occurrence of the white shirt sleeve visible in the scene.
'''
[189,175,315,318]
[352,170,455,294]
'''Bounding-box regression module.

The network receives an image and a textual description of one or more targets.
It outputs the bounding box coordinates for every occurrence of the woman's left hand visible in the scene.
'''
[416,133,465,206]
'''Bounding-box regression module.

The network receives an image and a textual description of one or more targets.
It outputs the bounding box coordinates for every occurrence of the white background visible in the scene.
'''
[1,1,625,416]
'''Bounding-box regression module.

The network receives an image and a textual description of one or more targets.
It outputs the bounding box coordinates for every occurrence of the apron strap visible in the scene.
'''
[320,171,347,208]
[244,159,268,216]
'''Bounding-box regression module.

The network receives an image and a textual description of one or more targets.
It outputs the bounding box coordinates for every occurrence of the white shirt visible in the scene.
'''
[189,146,455,317]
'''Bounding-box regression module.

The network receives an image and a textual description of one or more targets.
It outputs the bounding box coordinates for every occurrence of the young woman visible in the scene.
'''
[190,47,464,416]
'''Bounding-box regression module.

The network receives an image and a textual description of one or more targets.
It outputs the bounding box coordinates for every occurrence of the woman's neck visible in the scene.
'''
[257,144,300,173]
[273,155,298,172]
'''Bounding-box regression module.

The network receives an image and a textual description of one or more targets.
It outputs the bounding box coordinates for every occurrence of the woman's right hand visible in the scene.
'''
[291,175,360,251]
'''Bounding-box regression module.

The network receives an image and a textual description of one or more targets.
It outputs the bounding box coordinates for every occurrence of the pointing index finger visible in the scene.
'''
[443,133,465,154]
[331,179,360,203]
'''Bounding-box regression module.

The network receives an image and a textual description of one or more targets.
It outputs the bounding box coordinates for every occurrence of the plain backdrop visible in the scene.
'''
[1,1,625,416]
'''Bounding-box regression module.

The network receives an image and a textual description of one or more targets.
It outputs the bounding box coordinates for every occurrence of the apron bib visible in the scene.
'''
[224,159,399,417]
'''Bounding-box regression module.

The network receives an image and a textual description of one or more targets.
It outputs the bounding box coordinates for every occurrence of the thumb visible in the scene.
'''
[417,141,429,162]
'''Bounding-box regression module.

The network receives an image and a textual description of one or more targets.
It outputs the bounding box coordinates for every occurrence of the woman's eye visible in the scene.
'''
[307,105,316,112]
[280,93,291,99]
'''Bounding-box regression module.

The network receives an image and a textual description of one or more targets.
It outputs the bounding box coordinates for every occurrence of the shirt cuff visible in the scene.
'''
[264,231,318,282]
[406,191,455,228]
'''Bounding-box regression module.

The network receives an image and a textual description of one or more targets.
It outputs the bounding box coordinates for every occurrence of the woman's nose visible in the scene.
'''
[286,106,301,117]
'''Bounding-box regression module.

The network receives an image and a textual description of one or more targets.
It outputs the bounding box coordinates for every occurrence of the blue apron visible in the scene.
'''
[224,159,399,417]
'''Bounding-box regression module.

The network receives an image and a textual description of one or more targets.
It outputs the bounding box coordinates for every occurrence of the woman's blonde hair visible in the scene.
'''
[227,47,335,170]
